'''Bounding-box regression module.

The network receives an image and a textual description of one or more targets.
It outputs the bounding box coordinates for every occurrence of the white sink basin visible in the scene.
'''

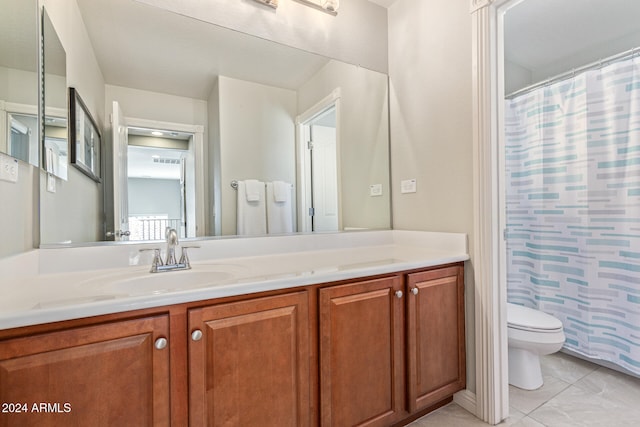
[103,270,234,295]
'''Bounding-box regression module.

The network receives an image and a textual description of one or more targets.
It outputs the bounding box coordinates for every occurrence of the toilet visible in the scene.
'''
[507,302,565,390]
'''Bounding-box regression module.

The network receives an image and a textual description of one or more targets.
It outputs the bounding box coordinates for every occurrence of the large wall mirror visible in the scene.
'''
[42,9,68,181]
[0,0,39,167]
[40,0,391,246]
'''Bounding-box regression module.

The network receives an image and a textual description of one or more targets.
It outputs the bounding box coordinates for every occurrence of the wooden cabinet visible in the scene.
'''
[319,276,405,427]
[188,291,310,427]
[406,266,466,413]
[0,263,464,427]
[318,265,465,426]
[0,315,170,427]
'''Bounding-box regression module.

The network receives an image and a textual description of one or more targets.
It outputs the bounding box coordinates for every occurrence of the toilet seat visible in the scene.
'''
[507,303,563,333]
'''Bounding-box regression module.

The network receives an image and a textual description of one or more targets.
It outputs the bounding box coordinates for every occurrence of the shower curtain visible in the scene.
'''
[505,54,640,375]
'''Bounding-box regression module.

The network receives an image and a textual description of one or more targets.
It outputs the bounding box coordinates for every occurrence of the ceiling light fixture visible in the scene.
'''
[253,0,278,9]
[294,0,339,15]
[151,131,163,136]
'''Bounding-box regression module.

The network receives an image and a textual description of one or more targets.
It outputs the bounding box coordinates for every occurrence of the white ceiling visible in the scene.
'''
[505,0,640,82]
[76,0,330,100]
[128,145,184,180]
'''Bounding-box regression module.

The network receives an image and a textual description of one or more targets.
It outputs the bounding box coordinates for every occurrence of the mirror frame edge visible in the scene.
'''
[35,0,45,250]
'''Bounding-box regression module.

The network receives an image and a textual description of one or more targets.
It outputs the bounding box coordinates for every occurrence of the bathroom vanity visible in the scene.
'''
[0,231,468,426]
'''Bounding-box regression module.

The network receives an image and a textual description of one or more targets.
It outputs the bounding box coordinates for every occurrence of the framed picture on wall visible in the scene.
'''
[69,87,101,182]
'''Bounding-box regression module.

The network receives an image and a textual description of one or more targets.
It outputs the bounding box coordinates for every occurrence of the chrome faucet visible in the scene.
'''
[139,228,199,273]
[165,228,179,265]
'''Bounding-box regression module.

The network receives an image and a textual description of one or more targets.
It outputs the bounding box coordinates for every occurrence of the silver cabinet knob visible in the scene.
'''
[191,329,203,341]
[411,287,419,295]
[395,290,403,299]
[154,337,168,350]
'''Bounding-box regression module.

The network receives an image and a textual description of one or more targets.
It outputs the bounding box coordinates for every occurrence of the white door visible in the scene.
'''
[111,101,129,240]
[310,123,338,232]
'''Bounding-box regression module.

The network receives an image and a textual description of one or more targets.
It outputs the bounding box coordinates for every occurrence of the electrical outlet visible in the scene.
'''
[0,154,18,183]
[369,184,383,196]
[401,179,416,194]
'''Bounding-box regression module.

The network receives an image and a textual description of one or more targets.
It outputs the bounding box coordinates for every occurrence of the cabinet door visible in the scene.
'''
[0,315,170,427]
[188,291,310,427]
[319,276,404,427]
[406,266,465,412]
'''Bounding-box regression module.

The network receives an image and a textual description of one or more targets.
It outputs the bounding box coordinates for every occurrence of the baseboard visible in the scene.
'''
[453,389,477,415]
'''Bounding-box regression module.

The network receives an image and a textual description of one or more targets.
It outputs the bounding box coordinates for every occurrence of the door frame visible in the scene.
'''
[122,117,206,238]
[296,88,342,233]
[468,0,519,424]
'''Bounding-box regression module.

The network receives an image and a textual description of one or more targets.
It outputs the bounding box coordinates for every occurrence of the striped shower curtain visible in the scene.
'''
[505,54,640,374]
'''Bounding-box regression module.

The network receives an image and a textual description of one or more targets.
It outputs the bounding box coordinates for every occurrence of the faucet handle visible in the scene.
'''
[139,248,163,272]
[179,246,200,268]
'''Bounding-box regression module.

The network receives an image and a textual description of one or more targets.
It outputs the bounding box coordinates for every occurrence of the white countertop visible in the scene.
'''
[0,230,468,330]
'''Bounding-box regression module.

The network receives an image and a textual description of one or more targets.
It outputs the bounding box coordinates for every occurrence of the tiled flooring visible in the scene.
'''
[409,352,640,426]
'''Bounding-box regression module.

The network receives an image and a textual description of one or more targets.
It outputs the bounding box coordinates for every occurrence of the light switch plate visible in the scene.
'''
[47,174,56,193]
[369,184,383,196]
[400,179,417,194]
[0,154,18,183]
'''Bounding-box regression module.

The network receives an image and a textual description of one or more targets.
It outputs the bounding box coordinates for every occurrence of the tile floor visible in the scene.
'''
[410,352,640,426]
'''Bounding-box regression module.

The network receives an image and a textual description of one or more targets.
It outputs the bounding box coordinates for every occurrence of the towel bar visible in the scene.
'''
[231,180,293,190]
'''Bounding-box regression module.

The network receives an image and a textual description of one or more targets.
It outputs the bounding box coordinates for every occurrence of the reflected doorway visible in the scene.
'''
[109,102,206,241]
[298,94,341,233]
[126,127,193,241]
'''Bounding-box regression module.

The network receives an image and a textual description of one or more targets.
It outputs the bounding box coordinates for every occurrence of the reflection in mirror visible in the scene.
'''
[40,0,390,245]
[126,128,194,241]
[44,116,68,180]
[0,0,39,166]
[41,4,102,247]
[42,9,68,180]
[8,113,38,165]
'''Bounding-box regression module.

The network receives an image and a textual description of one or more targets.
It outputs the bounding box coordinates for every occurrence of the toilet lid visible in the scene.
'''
[507,303,563,332]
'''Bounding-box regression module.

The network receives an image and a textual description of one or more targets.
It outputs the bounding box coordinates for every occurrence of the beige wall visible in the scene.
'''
[136,0,388,74]
[298,60,391,230]
[43,0,105,124]
[0,66,39,256]
[39,0,105,245]
[104,85,208,127]
[0,159,38,258]
[214,76,297,236]
[0,67,38,105]
[207,78,221,236]
[388,0,475,392]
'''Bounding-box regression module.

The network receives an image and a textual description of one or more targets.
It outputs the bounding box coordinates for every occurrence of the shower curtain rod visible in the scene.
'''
[505,46,640,100]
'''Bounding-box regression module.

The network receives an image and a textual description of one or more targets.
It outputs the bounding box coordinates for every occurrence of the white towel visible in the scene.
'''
[272,181,291,203]
[237,180,266,235]
[244,179,262,202]
[266,182,293,234]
